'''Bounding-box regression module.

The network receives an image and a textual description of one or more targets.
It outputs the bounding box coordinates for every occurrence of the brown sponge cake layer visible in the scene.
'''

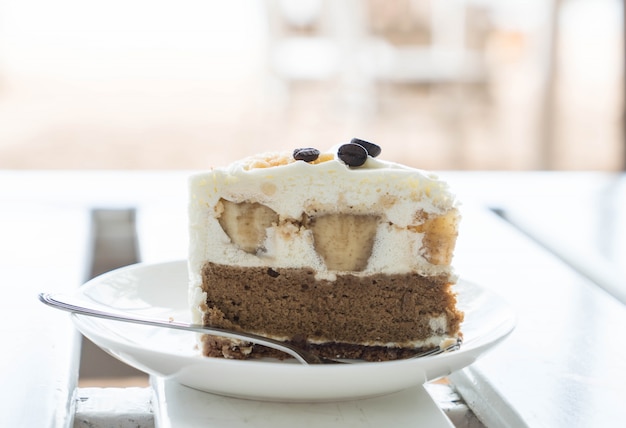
[200,262,463,361]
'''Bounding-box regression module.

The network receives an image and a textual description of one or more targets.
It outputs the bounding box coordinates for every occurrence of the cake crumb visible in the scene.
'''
[244,152,293,169]
[439,337,460,351]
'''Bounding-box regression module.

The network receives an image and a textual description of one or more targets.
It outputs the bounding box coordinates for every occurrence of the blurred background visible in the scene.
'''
[0,0,623,170]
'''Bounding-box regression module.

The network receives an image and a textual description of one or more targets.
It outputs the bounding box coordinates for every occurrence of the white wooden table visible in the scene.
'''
[1,171,624,427]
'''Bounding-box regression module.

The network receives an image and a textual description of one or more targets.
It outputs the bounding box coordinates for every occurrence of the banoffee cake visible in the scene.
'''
[188,139,463,362]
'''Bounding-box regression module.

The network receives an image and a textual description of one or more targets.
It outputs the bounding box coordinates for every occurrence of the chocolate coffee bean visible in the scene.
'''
[337,143,368,167]
[350,138,381,157]
[293,147,320,162]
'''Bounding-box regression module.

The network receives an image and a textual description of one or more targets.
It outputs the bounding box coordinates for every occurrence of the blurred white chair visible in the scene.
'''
[267,1,491,82]
[264,1,490,109]
[361,0,487,84]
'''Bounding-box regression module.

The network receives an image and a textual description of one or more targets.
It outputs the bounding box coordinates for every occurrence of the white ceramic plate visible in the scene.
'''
[72,260,515,402]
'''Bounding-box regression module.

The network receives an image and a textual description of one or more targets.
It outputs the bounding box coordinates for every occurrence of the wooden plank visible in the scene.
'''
[74,387,153,427]
[450,204,626,427]
[0,195,89,427]
[151,377,454,428]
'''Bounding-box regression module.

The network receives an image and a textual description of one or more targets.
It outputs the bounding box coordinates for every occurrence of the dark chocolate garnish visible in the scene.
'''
[350,138,381,157]
[293,147,320,162]
[337,143,368,167]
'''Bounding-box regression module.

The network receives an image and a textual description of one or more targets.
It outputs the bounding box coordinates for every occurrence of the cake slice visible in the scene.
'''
[188,139,463,362]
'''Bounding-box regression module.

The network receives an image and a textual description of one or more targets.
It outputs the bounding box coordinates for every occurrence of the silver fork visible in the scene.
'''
[39,292,461,365]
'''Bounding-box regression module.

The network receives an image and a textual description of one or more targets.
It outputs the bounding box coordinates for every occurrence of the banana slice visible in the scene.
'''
[218,199,278,253]
[311,214,379,271]
[417,210,459,265]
